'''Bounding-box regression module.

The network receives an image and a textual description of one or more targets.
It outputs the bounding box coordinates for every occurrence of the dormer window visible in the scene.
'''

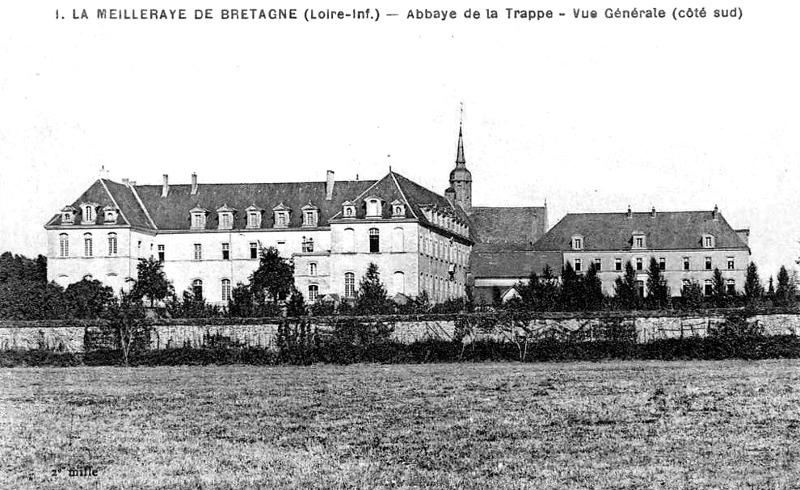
[632,232,646,249]
[301,202,319,227]
[571,235,584,250]
[102,205,118,225]
[302,236,315,253]
[391,200,405,218]
[81,203,98,224]
[342,201,356,219]
[189,206,209,230]
[273,203,291,228]
[702,234,715,248]
[365,196,382,218]
[245,205,263,229]
[216,204,236,230]
[61,206,77,225]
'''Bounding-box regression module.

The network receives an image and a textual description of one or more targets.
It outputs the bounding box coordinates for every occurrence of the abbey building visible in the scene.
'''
[44,128,548,305]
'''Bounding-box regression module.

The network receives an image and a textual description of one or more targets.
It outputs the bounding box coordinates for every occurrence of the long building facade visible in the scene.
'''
[45,128,539,306]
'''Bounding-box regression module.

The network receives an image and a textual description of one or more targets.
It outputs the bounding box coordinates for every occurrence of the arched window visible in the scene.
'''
[393,271,405,295]
[343,228,355,253]
[192,279,203,299]
[83,233,93,257]
[369,228,380,253]
[59,234,69,257]
[221,279,231,302]
[344,272,356,298]
[308,284,319,302]
[726,279,736,296]
[392,227,404,253]
[309,262,318,276]
[107,233,117,256]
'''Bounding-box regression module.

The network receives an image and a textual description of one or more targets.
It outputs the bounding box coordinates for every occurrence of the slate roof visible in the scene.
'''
[133,180,375,230]
[46,179,135,228]
[471,250,562,279]
[532,211,750,251]
[469,206,547,252]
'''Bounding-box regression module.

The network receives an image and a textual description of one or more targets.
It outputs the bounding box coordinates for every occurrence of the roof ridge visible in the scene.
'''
[389,172,419,220]
[127,183,158,230]
[133,179,375,188]
[99,179,132,227]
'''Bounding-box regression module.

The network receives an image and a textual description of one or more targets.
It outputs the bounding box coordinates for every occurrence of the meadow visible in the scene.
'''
[1,360,799,489]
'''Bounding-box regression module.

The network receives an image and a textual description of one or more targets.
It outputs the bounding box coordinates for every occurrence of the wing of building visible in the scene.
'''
[532,206,751,297]
[44,126,550,306]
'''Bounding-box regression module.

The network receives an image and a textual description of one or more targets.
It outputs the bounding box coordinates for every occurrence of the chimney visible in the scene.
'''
[735,228,750,246]
[326,170,335,200]
[626,205,632,219]
[161,174,169,197]
[191,172,198,195]
[712,204,719,220]
[651,206,657,218]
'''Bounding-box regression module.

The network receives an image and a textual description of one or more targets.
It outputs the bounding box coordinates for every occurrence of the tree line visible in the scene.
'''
[500,258,797,312]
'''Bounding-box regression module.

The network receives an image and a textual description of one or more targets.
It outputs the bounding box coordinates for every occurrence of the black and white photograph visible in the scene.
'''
[1,1,799,488]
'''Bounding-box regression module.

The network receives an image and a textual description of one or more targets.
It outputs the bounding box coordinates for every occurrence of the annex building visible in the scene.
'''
[532,207,751,297]
[44,128,549,306]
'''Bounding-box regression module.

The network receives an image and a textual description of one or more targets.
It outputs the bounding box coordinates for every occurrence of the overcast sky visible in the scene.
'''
[1,1,798,278]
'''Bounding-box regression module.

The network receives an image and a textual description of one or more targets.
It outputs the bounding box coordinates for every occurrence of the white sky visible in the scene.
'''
[1,1,798,279]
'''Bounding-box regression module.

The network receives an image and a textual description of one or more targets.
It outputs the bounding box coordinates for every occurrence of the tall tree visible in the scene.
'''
[614,261,638,310]
[559,261,582,311]
[355,263,391,315]
[646,257,669,309]
[250,247,295,305]
[537,265,560,312]
[583,261,604,311]
[131,257,173,307]
[744,262,764,305]
[775,265,796,307]
[711,268,727,307]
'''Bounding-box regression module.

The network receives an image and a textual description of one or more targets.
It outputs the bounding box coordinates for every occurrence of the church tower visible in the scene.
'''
[448,125,473,213]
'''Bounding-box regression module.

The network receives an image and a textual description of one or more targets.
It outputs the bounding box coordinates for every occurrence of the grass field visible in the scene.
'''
[1,361,799,489]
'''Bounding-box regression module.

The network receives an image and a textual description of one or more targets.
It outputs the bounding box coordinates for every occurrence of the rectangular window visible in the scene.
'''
[221,279,231,302]
[636,280,644,298]
[726,280,736,296]
[659,258,666,271]
[727,257,734,270]
[636,258,643,271]
[705,257,712,270]
[309,263,317,276]
[108,234,118,255]
[369,228,380,253]
[345,273,355,298]
[595,258,601,271]
[250,242,258,259]
[84,235,93,257]
[308,285,319,302]
[704,280,713,296]
[59,234,69,257]
[615,258,622,271]
[248,213,258,228]
[683,257,690,271]
[158,244,165,262]
[222,243,230,260]
[704,236,713,248]
[194,244,202,260]
[574,259,582,272]
[635,237,643,248]
[221,214,231,229]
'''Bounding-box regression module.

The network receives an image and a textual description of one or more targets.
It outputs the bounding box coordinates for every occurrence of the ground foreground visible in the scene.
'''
[1,361,799,489]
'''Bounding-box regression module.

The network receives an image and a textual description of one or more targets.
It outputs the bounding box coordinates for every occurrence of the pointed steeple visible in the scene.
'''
[449,119,472,214]
[455,125,466,166]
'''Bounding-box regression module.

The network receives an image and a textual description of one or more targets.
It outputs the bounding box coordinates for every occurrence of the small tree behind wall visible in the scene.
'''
[355,263,392,315]
[250,247,295,306]
[131,257,174,308]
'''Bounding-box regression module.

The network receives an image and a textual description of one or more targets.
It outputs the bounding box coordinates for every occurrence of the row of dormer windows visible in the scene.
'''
[571,233,717,250]
[60,204,118,225]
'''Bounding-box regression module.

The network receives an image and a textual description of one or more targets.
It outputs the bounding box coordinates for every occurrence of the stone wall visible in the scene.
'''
[1,311,799,353]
